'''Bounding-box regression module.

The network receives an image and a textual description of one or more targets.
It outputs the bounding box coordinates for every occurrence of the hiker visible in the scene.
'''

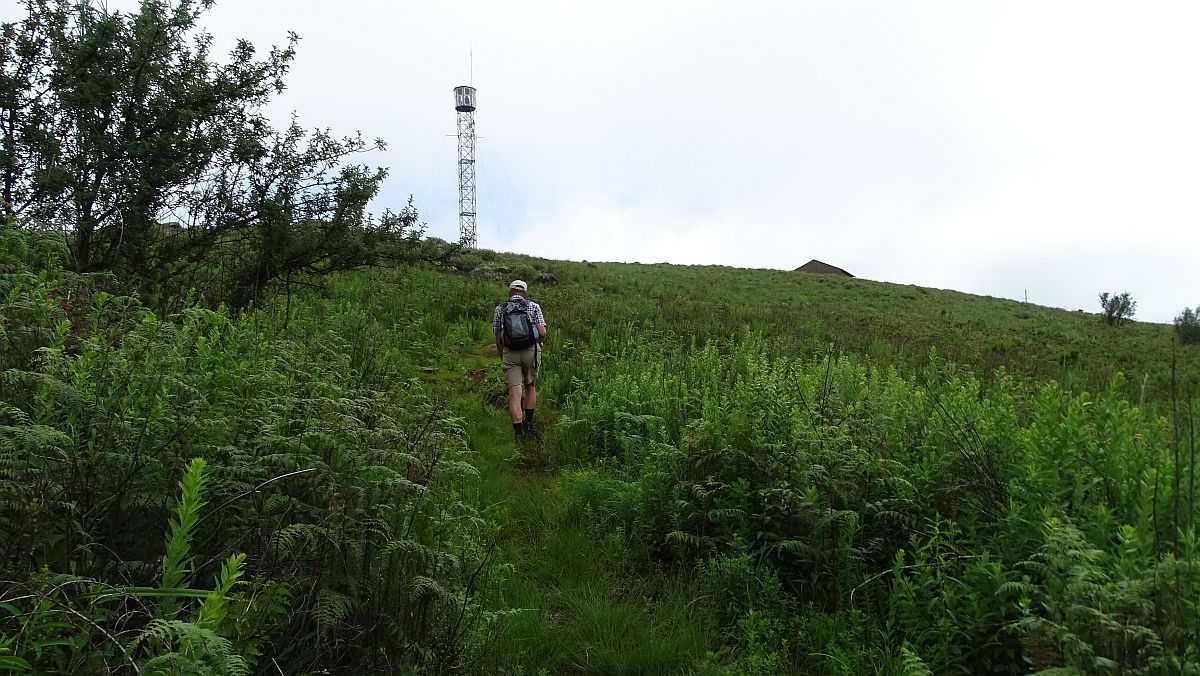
[493,279,547,439]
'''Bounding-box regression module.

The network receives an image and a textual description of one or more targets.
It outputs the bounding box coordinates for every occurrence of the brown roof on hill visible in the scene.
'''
[794,259,854,277]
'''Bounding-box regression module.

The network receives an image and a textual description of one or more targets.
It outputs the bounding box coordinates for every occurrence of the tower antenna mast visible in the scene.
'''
[453,83,477,248]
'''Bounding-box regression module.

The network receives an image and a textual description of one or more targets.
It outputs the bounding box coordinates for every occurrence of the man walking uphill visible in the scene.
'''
[494,280,547,440]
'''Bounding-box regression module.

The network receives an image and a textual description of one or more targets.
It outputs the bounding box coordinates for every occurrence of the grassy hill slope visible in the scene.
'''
[3,232,1196,674]
[490,253,1196,404]
[424,248,1199,673]
[439,249,1198,674]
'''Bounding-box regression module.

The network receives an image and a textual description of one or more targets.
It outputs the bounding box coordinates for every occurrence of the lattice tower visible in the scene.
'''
[454,85,477,248]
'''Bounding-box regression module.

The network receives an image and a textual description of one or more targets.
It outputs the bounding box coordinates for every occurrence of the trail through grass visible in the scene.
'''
[447,346,718,675]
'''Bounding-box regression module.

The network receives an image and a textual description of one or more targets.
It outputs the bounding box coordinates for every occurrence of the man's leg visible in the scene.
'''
[509,384,525,437]
[523,383,537,431]
[524,346,540,431]
[502,349,525,439]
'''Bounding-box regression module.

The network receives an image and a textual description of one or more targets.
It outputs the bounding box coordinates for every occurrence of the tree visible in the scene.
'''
[1098,292,1136,327]
[0,0,419,307]
[1174,306,1200,344]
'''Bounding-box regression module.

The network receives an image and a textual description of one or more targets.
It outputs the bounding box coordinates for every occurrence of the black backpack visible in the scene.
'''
[501,299,537,349]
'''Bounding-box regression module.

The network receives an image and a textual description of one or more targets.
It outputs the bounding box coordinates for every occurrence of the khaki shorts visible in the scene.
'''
[502,345,540,388]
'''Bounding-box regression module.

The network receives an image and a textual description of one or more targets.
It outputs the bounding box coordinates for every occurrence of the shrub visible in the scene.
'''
[1098,291,1136,326]
[1174,306,1200,344]
[0,229,489,673]
[696,552,790,627]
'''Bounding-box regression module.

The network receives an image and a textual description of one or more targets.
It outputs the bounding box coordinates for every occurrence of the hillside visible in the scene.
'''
[4,1,1194,671]
[486,252,1196,404]
[3,234,1197,674]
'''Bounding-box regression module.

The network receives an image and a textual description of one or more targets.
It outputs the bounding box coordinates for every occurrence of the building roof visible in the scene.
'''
[794,259,854,277]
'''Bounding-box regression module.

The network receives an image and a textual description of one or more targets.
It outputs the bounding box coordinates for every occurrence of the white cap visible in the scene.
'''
[508,279,528,292]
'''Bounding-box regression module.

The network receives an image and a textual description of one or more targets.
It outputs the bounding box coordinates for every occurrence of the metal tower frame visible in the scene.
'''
[456,103,477,248]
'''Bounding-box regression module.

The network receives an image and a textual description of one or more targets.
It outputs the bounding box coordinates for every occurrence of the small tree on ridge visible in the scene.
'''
[1098,291,1136,327]
[1175,306,1200,344]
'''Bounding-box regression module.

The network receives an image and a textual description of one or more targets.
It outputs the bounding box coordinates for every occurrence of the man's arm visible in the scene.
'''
[492,304,505,357]
[531,302,548,344]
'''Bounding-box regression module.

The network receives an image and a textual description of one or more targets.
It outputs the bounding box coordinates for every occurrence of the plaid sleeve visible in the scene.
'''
[492,304,503,335]
[529,302,546,326]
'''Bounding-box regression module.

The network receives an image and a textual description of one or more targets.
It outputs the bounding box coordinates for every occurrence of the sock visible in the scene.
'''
[513,423,525,438]
[524,409,535,426]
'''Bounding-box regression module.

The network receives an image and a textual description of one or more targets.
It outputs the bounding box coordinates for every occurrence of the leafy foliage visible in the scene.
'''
[4,226,1199,673]
[1098,291,1137,327]
[160,458,209,618]
[514,259,1198,673]
[1175,306,1200,345]
[0,229,488,672]
[0,0,423,309]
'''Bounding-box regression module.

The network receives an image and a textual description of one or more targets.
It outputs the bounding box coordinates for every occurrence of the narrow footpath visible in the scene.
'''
[445,345,716,674]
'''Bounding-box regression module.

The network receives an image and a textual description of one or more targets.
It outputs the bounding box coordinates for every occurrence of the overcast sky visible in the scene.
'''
[7,2,1199,321]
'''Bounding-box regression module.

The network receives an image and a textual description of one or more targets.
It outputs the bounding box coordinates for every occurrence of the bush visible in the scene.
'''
[0,229,488,672]
[1174,306,1200,344]
[696,552,790,627]
[1098,291,1136,326]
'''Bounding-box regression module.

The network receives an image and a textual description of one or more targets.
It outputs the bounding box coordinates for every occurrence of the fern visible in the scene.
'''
[897,643,933,676]
[194,554,246,631]
[132,619,249,676]
[161,458,208,618]
[269,523,329,560]
[2,231,493,672]
[313,589,352,635]
[406,575,450,603]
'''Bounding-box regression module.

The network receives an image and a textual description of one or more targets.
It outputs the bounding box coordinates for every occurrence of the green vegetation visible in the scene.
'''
[0,0,430,309]
[1099,292,1137,328]
[2,1,1197,673]
[1177,306,1200,345]
[3,229,1197,673]
[1,228,486,672]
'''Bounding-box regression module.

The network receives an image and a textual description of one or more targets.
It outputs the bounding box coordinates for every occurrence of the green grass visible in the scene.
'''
[5,229,1198,674]
[361,251,1198,673]
[293,253,1200,676]
[498,255,1197,406]
[449,347,720,674]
